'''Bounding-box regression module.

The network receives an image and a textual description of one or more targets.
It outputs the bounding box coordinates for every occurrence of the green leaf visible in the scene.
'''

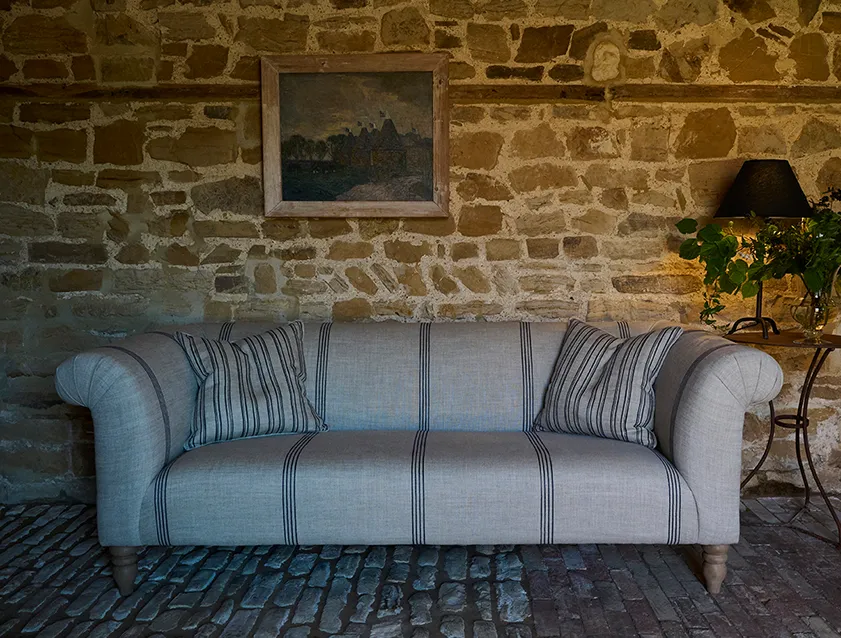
[727,259,749,285]
[679,238,701,260]
[676,218,698,234]
[804,268,824,293]
[741,280,759,298]
[698,224,723,243]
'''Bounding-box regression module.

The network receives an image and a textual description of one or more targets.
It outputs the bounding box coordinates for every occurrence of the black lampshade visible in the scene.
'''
[715,159,812,219]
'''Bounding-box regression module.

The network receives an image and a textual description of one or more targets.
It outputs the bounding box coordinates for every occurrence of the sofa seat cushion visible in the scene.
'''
[139,431,698,547]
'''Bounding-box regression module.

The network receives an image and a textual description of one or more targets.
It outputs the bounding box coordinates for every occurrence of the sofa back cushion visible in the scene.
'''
[164,320,672,432]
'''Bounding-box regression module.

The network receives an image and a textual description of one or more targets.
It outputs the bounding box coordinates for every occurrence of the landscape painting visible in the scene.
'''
[261,54,449,218]
[280,72,433,203]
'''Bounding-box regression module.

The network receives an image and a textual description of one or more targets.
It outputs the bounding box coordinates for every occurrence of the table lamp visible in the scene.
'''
[716,159,812,339]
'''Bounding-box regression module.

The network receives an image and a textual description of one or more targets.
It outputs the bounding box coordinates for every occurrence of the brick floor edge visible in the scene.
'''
[2,497,841,638]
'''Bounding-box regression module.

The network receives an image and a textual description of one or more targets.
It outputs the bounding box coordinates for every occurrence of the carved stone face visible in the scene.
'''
[591,41,621,82]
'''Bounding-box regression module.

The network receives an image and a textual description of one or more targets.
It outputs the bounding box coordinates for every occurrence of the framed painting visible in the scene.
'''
[261,53,449,218]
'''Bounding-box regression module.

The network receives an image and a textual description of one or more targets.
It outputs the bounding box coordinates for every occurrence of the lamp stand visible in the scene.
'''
[727,281,780,340]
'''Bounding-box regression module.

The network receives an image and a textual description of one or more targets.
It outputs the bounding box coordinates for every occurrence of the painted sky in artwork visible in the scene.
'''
[279,71,433,141]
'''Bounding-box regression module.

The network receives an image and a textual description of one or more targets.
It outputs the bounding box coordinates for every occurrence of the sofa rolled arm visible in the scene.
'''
[654,331,783,545]
[55,332,195,546]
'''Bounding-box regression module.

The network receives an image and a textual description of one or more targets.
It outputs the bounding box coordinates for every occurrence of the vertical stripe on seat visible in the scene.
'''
[412,323,431,545]
[520,322,534,432]
[654,451,681,544]
[315,323,332,418]
[282,432,319,545]
[617,321,631,339]
[525,431,555,544]
[152,463,173,545]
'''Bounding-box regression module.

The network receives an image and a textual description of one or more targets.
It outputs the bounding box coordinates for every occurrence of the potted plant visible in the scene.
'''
[676,189,841,343]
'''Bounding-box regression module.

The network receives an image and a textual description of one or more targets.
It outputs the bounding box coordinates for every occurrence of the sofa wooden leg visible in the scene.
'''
[109,546,138,596]
[702,544,728,595]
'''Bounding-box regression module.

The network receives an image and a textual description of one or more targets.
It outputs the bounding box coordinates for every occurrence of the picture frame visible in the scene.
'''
[261,53,449,218]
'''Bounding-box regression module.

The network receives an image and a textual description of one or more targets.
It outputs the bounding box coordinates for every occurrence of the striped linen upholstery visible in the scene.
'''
[174,322,325,449]
[654,330,783,543]
[55,319,783,549]
[534,319,684,448]
[138,430,698,546]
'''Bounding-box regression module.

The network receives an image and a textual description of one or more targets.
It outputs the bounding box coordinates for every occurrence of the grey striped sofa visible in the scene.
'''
[54,320,783,596]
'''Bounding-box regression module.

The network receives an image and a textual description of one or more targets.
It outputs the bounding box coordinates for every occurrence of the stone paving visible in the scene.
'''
[1,498,841,638]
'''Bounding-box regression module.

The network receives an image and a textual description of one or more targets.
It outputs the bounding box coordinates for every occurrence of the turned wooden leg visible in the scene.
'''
[109,546,138,596]
[702,544,729,595]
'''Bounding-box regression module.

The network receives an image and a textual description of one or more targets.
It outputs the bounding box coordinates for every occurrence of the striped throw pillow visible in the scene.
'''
[175,322,326,449]
[534,319,683,448]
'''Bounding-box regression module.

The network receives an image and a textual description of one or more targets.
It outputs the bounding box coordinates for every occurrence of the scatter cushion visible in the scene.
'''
[534,319,683,448]
[175,322,326,449]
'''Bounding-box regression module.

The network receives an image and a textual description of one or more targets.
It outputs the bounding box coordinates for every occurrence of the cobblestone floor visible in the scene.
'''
[1,499,841,638]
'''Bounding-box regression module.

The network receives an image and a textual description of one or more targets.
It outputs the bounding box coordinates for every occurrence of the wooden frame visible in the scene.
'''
[261,53,449,218]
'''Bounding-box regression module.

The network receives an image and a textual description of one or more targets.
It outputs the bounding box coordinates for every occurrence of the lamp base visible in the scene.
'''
[727,316,780,340]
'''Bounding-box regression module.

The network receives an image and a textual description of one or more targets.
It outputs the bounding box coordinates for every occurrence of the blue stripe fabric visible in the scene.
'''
[412,323,432,545]
[534,319,683,448]
[174,322,326,450]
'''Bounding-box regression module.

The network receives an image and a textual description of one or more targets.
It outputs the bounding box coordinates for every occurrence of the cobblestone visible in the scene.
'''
[2,500,841,637]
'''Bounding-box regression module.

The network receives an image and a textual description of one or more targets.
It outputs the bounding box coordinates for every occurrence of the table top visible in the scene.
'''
[726,330,841,349]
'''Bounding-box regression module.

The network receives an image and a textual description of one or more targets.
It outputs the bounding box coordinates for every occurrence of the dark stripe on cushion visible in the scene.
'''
[315,323,332,418]
[667,343,739,458]
[103,346,172,457]
[282,432,318,545]
[219,322,234,341]
[411,430,429,545]
[618,321,631,339]
[525,431,555,544]
[654,451,681,544]
[152,463,172,545]
[419,323,431,432]
[520,322,534,432]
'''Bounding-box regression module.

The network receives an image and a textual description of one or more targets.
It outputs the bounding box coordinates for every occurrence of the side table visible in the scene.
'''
[727,331,841,547]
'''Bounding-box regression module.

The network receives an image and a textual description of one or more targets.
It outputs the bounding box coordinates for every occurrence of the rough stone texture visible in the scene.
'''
[3,500,841,637]
[1,0,841,503]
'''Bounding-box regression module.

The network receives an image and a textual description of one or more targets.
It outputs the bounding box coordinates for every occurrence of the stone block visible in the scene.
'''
[94,14,158,50]
[612,274,700,294]
[509,164,577,192]
[719,29,780,82]
[35,129,87,164]
[485,65,544,81]
[526,238,560,259]
[2,16,87,54]
[333,298,373,320]
[384,240,432,263]
[509,123,565,160]
[186,45,229,79]
[430,0,473,18]
[567,127,619,160]
[516,212,566,235]
[630,123,669,162]
[453,266,490,292]
[192,176,262,214]
[674,108,736,159]
[548,64,585,81]
[0,203,53,236]
[317,31,376,52]
[792,118,841,158]
[479,0,528,20]
[94,120,146,166]
[328,241,374,260]
[48,269,104,292]
[466,24,509,63]
[23,59,68,79]
[147,127,238,166]
[452,243,479,260]
[458,205,503,236]
[403,217,456,236]
[0,164,50,204]
[159,12,216,41]
[101,57,156,83]
[789,32,829,80]
[516,25,573,62]
[0,125,33,159]
[563,235,598,258]
[194,221,259,238]
[0,446,68,481]
[345,267,378,294]
[72,55,96,81]
[309,219,352,238]
[20,103,90,124]
[456,174,511,202]
[29,242,108,265]
[237,15,310,51]
[486,239,521,261]
[451,132,504,170]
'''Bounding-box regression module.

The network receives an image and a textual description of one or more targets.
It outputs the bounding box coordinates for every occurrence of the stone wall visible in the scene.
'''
[1,0,841,503]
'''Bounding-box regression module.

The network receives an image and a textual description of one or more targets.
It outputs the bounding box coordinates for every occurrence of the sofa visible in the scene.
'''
[55,320,783,597]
